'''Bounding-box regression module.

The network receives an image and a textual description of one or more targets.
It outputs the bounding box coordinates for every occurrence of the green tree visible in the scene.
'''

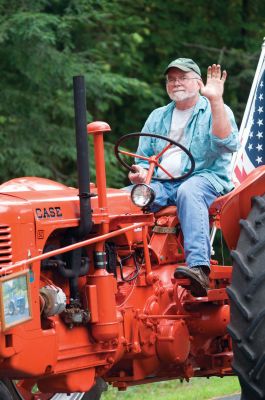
[0,0,155,187]
[0,0,264,187]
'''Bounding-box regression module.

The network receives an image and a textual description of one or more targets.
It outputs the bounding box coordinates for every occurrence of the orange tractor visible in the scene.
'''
[0,76,264,400]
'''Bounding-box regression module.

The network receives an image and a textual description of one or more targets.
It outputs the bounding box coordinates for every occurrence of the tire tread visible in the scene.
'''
[228,193,265,399]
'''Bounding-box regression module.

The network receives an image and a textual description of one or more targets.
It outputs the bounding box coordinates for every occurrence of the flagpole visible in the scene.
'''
[231,38,265,171]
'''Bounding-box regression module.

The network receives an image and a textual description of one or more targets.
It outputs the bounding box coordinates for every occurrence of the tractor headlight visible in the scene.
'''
[131,184,155,208]
[0,270,32,331]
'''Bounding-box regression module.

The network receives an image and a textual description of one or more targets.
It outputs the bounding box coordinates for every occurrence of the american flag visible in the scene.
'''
[232,50,265,183]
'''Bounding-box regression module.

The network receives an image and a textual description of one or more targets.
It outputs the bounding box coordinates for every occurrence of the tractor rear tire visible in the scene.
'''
[227,195,265,400]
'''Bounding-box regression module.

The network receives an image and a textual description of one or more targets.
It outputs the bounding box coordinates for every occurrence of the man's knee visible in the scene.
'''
[177,178,201,202]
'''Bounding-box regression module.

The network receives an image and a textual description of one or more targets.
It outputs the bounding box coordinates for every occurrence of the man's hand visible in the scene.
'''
[198,64,227,102]
[128,165,148,184]
[198,64,231,139]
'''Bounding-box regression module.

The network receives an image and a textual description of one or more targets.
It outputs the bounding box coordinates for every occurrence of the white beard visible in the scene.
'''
[168,90,197,102]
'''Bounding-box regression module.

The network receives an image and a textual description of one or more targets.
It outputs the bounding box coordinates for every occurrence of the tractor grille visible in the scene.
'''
[0,225,12,267]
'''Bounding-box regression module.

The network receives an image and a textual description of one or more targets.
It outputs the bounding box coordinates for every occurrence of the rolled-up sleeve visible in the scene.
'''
[210,105,240,153]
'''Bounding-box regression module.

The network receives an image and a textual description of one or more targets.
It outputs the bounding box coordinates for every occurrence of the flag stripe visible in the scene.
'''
[233,53,265,183]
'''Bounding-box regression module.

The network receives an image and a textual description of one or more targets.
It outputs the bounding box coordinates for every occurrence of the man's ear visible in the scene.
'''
[197,79,204,92]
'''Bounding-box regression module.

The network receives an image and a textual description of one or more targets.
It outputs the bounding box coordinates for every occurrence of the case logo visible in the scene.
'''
[35,207,63,219]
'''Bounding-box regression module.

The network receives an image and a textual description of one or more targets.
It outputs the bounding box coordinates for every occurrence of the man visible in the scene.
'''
[129,58,239,297]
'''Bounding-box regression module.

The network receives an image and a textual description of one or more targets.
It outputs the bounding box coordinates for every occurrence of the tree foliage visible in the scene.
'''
[0,0,264,187]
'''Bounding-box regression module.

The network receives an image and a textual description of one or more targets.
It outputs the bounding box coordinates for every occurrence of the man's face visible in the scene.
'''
[166,68,200,102]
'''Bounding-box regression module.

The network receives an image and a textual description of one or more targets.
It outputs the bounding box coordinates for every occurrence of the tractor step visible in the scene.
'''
[51,394,85,400]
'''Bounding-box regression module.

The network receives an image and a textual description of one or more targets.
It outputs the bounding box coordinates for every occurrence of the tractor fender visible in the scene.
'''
[220,165,265,250]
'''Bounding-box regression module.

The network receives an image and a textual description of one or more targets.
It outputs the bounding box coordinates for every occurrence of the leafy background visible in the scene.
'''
[0,0,264,187]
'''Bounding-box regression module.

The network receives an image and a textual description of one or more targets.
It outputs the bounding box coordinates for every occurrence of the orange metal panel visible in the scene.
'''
[220,165,265,249]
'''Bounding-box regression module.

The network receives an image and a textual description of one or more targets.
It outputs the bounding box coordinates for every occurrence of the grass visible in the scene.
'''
[102,377,240,400]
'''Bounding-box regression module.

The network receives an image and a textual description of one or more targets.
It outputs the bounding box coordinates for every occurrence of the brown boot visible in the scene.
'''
[174,266,210,297]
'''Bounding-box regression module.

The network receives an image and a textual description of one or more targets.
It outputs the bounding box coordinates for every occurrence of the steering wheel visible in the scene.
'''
[114,132,195,182]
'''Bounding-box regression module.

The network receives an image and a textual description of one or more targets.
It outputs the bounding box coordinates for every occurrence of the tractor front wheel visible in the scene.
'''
[0,377,107,400]
[227,195,265,400]
[0,381,13,400]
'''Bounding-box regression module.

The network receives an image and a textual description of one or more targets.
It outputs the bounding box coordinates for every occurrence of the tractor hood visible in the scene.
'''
[0,177,143,222]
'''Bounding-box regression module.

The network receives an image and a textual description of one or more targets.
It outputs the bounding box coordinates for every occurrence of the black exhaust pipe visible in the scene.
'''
[43,76,92,304]
[73,75,93,238]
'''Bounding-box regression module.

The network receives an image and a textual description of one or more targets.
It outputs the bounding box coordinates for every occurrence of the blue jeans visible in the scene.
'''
[148,176,219,269]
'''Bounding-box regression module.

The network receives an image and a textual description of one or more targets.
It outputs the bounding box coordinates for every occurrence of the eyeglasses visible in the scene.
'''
[166,77,200,84]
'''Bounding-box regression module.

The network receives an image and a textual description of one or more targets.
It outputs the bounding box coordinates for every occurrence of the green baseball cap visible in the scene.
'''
[164,58,201,76]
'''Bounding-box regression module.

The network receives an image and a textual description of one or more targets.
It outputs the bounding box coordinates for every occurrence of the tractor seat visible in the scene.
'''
[154,190,234,218]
